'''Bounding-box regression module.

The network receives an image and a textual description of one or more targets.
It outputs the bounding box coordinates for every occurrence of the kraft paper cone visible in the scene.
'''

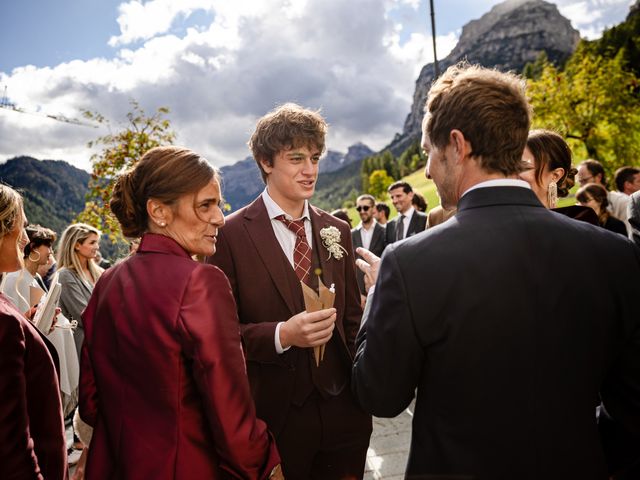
[318,279,335,362]
[301,282,324,366]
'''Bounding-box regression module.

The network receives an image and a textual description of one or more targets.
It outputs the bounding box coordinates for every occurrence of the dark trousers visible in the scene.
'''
[277,388,372,480]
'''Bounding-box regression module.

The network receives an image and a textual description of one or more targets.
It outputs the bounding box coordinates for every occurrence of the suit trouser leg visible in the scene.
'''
[277,389,372,480]
[310,388,372,480]
[277,393,323,480]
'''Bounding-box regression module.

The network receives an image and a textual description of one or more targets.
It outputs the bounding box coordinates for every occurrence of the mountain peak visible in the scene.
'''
[388,0,579,154]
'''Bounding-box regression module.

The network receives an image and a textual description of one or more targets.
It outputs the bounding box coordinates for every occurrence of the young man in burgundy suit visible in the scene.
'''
[208,103,372,479]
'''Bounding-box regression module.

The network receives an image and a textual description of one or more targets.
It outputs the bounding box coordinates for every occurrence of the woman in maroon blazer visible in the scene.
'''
[0,185,67,480]
[78,146,281,479]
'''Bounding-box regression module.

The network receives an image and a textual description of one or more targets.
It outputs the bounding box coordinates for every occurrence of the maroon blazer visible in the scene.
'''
[208,197,364,434]
[79,234,279,480]
[0,294,67,480]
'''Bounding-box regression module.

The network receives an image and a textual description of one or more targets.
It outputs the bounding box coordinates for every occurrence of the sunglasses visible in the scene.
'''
[356,205,371,212]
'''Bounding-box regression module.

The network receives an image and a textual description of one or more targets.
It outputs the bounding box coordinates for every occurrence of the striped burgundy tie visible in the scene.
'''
[277,215,312,285]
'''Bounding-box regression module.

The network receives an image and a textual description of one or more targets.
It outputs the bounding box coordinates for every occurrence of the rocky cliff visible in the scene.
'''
[389,0,580,154]
[320,142,374,174]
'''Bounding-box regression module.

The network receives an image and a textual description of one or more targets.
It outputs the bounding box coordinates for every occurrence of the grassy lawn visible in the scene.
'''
[346,168,582,226]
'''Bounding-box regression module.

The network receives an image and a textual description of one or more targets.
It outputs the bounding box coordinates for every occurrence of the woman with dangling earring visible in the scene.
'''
[519,129,599,224]
[2,224,80,419]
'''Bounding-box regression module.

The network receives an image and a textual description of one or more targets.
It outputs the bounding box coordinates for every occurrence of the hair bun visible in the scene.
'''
[110,170,145,237]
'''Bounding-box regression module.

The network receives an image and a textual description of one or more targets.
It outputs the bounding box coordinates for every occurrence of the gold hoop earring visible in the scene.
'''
[28,251,41,263]
[547,182,558,208]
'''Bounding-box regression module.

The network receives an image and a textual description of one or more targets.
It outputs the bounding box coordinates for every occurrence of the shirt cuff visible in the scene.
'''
[274,322,291,354]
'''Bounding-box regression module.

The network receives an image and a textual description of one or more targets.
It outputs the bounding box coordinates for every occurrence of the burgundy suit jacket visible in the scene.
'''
[208,197,363,434]
[79,234,279,479]
[0,294,67,480]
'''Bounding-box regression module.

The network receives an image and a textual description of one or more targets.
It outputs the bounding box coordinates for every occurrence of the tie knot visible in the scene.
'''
[277,215,306,237]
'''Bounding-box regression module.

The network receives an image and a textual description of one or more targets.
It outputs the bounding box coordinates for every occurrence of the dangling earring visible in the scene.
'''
[547,182,558,208]
[28,250,41,263]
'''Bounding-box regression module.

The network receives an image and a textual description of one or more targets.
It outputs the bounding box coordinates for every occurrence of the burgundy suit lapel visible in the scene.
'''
[310,207,347,344]
[244,197,298,315]
[310,207,335,288]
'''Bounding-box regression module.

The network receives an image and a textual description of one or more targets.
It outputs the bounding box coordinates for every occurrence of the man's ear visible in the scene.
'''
[147,198,172,228]
[260,158,273,176]
[595,172,604,185]
[449,129,470,163]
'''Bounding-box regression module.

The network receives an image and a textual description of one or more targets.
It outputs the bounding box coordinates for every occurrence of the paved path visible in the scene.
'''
[364,402,413,479]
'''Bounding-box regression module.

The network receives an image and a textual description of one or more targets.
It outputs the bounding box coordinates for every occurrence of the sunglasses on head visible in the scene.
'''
[356,205,371,212]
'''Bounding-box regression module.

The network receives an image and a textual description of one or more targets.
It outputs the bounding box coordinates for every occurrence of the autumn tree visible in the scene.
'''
[76,101,176,242]
[527,45,640,179]
[367,169,394,200]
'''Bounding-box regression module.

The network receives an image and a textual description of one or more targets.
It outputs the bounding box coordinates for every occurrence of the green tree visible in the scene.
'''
[368,169,394,200]
[77,101,176,242]
[527,46,640,179]
[523,51,549,80]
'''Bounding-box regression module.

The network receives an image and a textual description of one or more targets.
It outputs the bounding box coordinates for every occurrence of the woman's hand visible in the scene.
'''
[23,306,37,322]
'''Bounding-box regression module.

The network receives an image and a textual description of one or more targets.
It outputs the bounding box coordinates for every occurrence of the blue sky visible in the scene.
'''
[0,0,634,170]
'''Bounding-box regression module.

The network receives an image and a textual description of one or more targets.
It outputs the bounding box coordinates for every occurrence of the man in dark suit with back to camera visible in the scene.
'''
[208,103,371,480]
[385,181,427,244]
[352,63,640,480]
[351,194,386,296]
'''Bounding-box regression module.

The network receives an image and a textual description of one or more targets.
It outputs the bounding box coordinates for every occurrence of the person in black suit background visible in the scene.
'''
[351,194,385,297]
[630,190,640,247]
[384,181,427,244]
[352,63,640,480]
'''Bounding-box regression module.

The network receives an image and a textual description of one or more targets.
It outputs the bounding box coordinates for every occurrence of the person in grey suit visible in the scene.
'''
[384,181,427,244]
[629,190,640,247]
[351,194,385,295]
[56,223,103,357]
[352,64,640,479]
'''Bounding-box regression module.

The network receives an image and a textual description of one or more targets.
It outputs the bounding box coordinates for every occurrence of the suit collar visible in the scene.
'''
[242,197,299,314]
[458,186,544,212]
[138,233,192,259]
[260,188,311,221]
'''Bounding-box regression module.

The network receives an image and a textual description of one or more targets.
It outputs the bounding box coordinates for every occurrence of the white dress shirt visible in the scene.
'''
[261,188,313,353]
[462,178,531,197]
[358,221,376,250]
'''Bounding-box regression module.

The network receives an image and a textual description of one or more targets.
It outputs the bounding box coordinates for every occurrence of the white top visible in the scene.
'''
[608,190,631,235]
[2,269,38,312]
[358,221,376,250]
[2,268,79,397]
[261,188,313,354]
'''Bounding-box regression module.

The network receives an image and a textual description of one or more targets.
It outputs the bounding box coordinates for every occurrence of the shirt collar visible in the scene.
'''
[462,179,531,198]
[261,188,310,221]
[399,206,415,219]
[358,220,376,231]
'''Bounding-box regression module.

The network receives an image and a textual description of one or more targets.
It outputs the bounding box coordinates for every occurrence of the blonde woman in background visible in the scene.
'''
[56,223,103,358]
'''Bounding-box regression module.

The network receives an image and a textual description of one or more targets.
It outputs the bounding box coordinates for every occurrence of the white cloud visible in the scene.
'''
[556,0,634,38]
[1,0,422,170]
[1,0,634,170]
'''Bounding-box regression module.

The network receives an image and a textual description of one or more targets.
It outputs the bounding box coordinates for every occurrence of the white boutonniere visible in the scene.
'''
[320,226,348,261]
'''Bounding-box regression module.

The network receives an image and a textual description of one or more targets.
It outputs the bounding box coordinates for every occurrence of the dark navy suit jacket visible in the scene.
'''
[353,186,640,479]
